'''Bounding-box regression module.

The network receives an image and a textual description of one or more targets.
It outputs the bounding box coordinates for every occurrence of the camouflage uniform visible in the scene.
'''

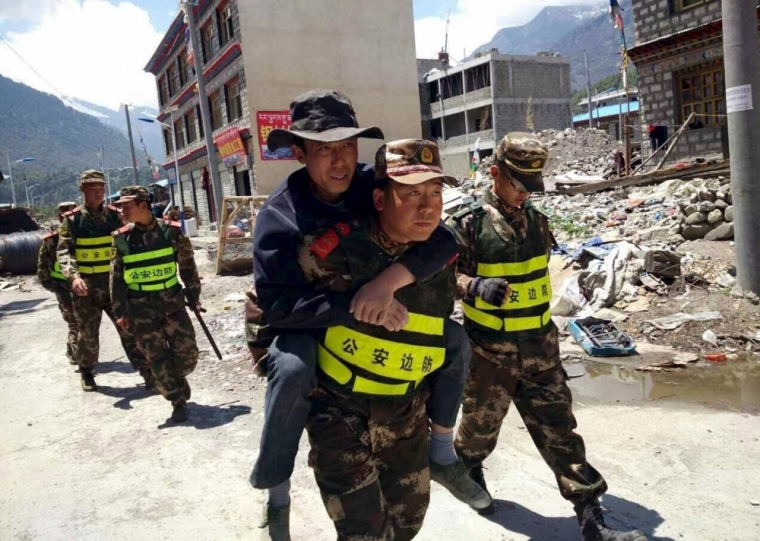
[37,228,79,363]
[299,216,456,540]
[110,186,201,407]
[57,180,148,375]
[448,135,607,503]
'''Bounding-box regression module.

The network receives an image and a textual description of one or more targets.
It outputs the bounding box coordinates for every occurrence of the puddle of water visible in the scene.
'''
[567,360,760,414]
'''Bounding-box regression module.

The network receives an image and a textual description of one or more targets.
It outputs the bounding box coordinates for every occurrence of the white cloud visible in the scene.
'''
[0,0,163,109]
[0,0,61,23]
[414,0,605,60]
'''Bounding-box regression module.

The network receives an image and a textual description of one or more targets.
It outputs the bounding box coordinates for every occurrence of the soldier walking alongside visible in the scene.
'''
[57,170,150,391]
[448,133,647,541]
[110,186,201,423]
[38,201,79,364]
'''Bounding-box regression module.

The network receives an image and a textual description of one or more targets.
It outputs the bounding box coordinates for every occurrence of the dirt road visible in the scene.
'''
[2,288,759,541]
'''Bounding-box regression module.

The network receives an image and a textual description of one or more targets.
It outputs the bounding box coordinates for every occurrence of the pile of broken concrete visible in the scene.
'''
[674,181,734,242]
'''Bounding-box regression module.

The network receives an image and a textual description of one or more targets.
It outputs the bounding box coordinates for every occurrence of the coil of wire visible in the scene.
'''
[0,231,45,275]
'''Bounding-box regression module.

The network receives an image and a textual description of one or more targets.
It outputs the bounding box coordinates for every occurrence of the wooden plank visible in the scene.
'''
[216,199,229,275]
[556,161,730,195]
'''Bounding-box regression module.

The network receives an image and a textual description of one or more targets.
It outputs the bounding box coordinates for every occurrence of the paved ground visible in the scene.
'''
[1,289,759,541]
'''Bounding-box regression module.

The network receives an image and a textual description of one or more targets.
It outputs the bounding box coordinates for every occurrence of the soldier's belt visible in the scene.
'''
[463,304,552,332]
[474,274,552,311]
[476,254,548,278]
[78,264,111,274]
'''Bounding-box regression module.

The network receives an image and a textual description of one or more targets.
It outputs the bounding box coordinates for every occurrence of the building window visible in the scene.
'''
[210,90,224,130]
[168,64,180,97]
[197,105,205,138]
[201,21,217,63]
[179,53,190,87]
[164,129,173,155]
[225,78,242,122]
[185,110,197,144]
[158,75,169,107]
[174,118,186,149]
[680,66,725,126]
[676,0,705,11]
[218,4,234,47]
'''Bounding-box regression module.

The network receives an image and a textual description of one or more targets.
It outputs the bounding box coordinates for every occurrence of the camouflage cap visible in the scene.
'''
[79,169,106,185]
[57,201,77,211]
[113,185,151,205]
[375,139,456,186]
[495,132,548,192]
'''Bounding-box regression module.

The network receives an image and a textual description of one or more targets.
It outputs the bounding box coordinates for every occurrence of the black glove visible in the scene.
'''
[469,277,510,306]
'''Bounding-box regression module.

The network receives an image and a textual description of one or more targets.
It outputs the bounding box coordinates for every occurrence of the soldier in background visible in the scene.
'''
[37,201,79,364]
[57,170,150,391]
[448,133,647,541]
[110,186,201,423]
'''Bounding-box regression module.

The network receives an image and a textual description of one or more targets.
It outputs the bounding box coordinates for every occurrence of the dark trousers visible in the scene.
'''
[250,318,470,489]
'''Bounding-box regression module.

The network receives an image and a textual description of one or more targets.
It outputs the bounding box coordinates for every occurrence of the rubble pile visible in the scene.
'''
[673,180,734,242]
[476,128,624,182]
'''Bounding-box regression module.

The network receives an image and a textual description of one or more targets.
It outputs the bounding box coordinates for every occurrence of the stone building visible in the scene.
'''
[419,52,572,177]
[145,0,251,225]
[629,0,759,160]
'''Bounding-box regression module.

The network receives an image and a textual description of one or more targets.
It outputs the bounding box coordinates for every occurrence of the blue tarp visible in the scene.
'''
[573,101,640,124]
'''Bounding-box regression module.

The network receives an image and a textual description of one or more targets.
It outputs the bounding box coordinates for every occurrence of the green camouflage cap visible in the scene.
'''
[113,185,151,205]
[79,169,106,185]
[495,132,548,192]
[375,139,456,186]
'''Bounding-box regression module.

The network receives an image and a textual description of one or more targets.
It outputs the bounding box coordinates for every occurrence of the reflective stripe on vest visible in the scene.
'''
[317,315,446,397]
[52,261,66,281]
[123,246,178,291]
[75,235,113,274]
[463,304,552,332]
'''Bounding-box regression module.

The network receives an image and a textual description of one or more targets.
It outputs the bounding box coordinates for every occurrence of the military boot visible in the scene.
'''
[574,498,648,541]
[171,399,188,422]
[430,459,493,513]
[468,464,495,515]
[140,369,156,391]
[257,501,291,541]
[80,369,97,392]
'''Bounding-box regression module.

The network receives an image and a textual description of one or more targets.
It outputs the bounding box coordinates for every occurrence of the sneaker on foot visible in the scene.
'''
[257,501,291,541]
[430,459,493,512]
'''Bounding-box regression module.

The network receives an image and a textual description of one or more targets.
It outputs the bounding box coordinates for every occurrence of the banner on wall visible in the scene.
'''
[257,110,295,161]
[214,126,247,168]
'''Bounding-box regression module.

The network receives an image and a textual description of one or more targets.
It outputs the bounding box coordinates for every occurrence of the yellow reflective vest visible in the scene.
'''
[68,206,121,276]
[312,222,456,399]
[113,223,179,292]
[455,200,553,342]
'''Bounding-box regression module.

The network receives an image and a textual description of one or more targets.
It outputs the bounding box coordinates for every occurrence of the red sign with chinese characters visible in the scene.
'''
[257,110,295,161]
[214,127,247,168]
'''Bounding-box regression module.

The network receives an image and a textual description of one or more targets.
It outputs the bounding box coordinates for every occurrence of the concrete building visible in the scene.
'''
[146,0,423,211]
[629,0,759,160]
[420,53,573,177]
[145,0,251,225]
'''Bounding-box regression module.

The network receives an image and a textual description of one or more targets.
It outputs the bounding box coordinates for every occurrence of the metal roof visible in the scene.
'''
[573,101,639,124]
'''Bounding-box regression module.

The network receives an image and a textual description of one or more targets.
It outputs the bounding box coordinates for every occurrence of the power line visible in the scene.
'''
[0,36,82,110]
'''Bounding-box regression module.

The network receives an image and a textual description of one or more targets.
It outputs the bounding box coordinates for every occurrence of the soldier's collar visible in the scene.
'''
[484,189,525,220]
[134,216,158,231]
[368,217,412,257]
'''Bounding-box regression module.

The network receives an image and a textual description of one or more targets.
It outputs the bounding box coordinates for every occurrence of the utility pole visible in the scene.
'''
[5,154,17,207]
[584,51,594,129]
[183,1,223,224]
[123,104,140,185]
[99,146,113,202]
[722,0,760,294]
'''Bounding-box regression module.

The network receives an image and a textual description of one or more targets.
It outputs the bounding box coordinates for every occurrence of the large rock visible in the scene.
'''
[682,224,714,240]
[725,206,734,223]
[727,192,733,204]
[708,209,724,224]
[698,189,716,202]
[668,234,686,246]
[697,201,715,213]
[714,199,729,211]
[686,211,708,225]
[705,222,734,241]
[689,192,700,204]
[684,204,699,215]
